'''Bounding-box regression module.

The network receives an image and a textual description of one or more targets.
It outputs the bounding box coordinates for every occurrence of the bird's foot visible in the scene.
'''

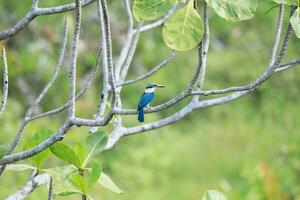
[145,106,152,111]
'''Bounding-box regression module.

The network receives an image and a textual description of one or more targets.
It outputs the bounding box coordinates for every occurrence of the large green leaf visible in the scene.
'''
[201,190,227,200]
[50,142,81,168]
[205,0,258,22]
[0,144,7,159]
[42,165,83,196]
[82,131,107,167]
[133,0,178,22]
[98,172,123,194]
[290,7,300,38]
[42,165,77,179]
[70,173,88,194]
[24,129,54,169]
[162,0,203,51]
[87,162,102,188]
[6,164,35,171]
[74,143,88,166]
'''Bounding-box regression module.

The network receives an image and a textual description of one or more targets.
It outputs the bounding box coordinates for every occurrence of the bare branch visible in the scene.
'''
[275,58,300,72]
[269,4,285,66]
[0,47,8,119]
[99,0,117,115]
[48,176,54,200]
[119,22,143,83]
[134,3,180,33]
[30,48,101,121]
[115,0,134,80]
[194,4,292,97]
[0,121,72,165]
[0,0,96,41]
[27,20,68,119]
[196,2,209,92]
[5,173,50,200]
[124,102,196,136]
[118,50,176,87]
[68,0,81,118]
[0,21,68,176]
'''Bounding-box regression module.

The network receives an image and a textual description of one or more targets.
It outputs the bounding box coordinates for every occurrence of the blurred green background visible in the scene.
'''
[1,0,300,199]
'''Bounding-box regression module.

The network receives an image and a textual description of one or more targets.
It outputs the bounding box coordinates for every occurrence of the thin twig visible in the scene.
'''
[30,50,101,121]
[48,176,54,200]
[133,3,180,33]
[117,50,176,87]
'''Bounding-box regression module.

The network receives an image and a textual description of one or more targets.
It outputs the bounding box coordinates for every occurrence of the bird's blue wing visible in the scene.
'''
[137,92,155,110]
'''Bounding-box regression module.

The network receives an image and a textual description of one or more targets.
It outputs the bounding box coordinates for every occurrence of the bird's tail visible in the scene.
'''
[138,109,144,122]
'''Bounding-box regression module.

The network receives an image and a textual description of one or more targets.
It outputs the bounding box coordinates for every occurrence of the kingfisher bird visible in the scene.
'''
[137,83,165,122]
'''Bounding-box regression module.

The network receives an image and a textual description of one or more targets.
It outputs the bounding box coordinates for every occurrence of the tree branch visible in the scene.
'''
[5,173,50,200]
[0,46,8,119]
[118,50,176,87]
[0,21,68,177]
[68,0,81,119]
[0,0,96,41]
[133,3,180,33]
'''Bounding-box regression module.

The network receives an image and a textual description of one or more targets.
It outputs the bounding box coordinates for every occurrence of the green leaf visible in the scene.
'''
[201,190,227,200]
[162,0,203,51]
[50,142,81,168]
[70,173,88,194]
[24,129,54,169]
[83,131,108,167]
[290,7,300,38]
[133,0,178,22]
[42,166,82,196]
[98,172,123,194]
[205,0,258,22]
[42,165,77,179]
[74,143,88,166]
[6,164,35,171]
[53,175,83,196]
[0,144,7,159]
[87,162,102,188]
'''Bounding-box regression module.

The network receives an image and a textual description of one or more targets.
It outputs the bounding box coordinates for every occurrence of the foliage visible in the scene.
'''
[290,7,300,38]
[132,0,299,51]
[0,0,300,199]
[162,0,203,51]
[23,129,54,169]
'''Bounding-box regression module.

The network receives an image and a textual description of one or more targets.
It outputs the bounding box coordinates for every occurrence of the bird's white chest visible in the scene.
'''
[145,88,155,93]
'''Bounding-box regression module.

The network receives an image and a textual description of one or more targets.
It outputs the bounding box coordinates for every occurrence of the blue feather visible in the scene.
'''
[137,92,155,122]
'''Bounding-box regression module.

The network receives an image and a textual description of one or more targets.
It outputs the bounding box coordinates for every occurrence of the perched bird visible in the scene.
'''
[137,83,165,122]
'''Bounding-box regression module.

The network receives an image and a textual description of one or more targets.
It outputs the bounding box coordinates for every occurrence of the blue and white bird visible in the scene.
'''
[137,83,165,122]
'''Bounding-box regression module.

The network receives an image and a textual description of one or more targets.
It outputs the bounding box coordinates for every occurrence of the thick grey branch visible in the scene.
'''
[0,0,96,41]
[0,47,8,118]
[0,121,72,165]
[5,174,50,200]
[68,0,81,118]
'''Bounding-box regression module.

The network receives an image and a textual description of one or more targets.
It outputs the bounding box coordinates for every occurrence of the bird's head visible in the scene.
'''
[145,83,165,92]
[146,83,165,89]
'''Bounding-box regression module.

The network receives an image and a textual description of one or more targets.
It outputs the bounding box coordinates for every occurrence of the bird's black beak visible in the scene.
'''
[156,84,165,88]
